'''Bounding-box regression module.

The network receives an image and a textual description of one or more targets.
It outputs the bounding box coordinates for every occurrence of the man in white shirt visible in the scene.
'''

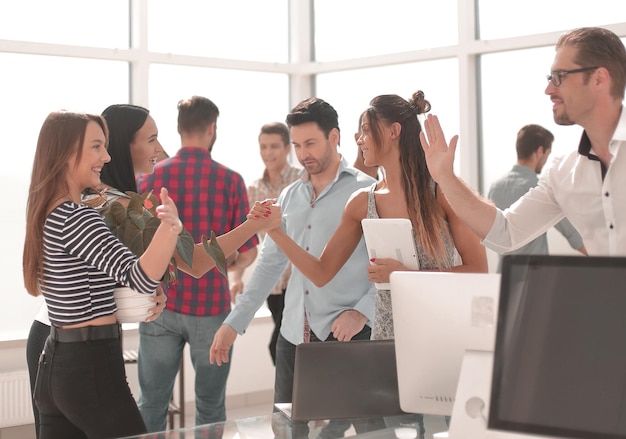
[420,27,626,257]
[487,124,586,271]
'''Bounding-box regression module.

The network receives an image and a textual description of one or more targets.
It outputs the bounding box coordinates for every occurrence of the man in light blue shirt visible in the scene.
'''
[487,124,586,271]
[210,98,376,407]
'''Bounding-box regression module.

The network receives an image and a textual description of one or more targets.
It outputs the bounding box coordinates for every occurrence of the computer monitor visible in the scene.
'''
[390,271,501,416]
[487,254,626,439]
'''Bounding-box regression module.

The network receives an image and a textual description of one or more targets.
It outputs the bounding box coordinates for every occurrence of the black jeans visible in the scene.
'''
[266,289,286,365]
[34,327,146,439]
[26,320,51,439]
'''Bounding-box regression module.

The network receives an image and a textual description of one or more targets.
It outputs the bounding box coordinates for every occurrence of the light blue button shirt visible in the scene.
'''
[487,164,584,272]
[225,157,377,345]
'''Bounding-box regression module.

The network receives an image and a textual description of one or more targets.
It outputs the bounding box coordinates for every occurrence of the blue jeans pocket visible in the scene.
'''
[139,319,168,336]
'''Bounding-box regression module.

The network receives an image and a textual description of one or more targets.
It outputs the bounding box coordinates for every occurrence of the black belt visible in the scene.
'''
[50,324,121,343]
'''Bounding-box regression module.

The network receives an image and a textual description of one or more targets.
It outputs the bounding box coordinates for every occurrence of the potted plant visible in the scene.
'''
[100,190,227,322]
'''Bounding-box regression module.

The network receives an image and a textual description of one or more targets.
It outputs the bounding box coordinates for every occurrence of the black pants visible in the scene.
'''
[266,289,286,365]
[34,327,146,439]
[26,320,51,439]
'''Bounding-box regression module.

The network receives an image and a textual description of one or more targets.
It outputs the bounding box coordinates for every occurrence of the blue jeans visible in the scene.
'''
[138,309,232,432]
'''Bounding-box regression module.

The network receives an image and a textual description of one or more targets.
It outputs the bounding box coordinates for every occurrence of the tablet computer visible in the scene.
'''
[361,218,420,289]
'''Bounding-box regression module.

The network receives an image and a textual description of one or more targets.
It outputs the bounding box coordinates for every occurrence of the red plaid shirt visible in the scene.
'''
[137,147,258,316]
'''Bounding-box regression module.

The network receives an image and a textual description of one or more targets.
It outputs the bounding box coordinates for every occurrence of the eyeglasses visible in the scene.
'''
[546,67,599,87]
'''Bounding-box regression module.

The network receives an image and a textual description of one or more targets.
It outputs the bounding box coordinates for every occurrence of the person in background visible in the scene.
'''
[488,124,587,272]
[210,97,378,438]
[250,90,487,438]
[23,111,182,438]
[229,121,301,365]
[420,27,626,261]
[136,96,259,433]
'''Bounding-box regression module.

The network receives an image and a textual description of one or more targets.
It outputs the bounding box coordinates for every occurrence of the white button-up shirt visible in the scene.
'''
[484,107,626,256]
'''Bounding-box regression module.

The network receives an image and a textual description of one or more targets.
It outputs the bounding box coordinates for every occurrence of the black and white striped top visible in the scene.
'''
[41,201,159,326]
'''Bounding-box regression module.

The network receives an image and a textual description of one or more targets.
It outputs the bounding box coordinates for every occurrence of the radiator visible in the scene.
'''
[0,371,34,428]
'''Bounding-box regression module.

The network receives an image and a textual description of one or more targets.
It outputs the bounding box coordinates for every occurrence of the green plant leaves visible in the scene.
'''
[102,202,127,232]
[99,190,227,285]
[202,231,227,277]
[176,229,195,268]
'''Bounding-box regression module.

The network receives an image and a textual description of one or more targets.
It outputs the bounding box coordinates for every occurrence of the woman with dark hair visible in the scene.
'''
[251,90,488,438]
[23,111,183,438]
[80,104,163,208]
[100,104,154,193]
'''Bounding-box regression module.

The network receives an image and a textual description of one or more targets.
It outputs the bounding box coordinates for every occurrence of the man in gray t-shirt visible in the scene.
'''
[488,124,587,272]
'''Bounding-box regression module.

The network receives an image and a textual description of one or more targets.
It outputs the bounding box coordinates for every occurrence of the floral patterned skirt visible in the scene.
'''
[371,289,394,341]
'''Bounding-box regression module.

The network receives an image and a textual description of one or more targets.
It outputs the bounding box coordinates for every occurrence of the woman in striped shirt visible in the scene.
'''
[23,111,183,439]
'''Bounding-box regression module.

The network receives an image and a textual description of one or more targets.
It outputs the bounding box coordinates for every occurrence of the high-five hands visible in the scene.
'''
[419,114,459,184]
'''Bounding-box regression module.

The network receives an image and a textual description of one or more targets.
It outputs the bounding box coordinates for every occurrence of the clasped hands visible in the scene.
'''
[247,199,282,231]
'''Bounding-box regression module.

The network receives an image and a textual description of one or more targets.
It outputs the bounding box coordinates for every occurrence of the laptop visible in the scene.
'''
[275,339,406,421]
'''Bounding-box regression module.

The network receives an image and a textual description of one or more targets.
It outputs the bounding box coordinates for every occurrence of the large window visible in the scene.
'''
[314,0,458,61]
[148,65,289,186]
[0,54,128,340]
[147,0,289,62]
[313,0,458,62]
[316,59,460,172]
[477,0,623,40]
[0,0,129,48]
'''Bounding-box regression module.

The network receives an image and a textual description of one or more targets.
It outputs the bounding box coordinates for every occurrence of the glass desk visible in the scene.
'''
[121,412,433,439]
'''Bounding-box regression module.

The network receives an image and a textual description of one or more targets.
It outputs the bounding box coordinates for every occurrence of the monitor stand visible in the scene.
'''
[448,350,492,439]
[449,351,551,439]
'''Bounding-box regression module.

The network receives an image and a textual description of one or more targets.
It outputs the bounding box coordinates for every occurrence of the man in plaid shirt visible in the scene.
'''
[136,96,258,432]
